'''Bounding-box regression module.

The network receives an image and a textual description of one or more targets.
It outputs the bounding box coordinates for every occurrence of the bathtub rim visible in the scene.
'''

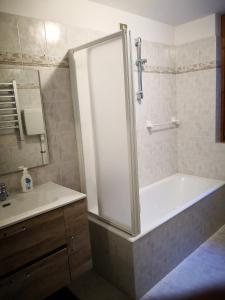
[88,173,225,243]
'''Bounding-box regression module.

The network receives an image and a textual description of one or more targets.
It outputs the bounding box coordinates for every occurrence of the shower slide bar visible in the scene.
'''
[146,117,180,132]
[135,37,147,102]
[0,80,24,140]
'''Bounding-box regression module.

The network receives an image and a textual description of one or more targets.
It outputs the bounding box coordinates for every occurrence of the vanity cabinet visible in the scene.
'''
[0,199,91,300]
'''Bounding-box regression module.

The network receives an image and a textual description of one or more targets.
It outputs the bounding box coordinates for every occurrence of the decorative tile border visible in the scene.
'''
[21,53,49,67]
[0,51,22,65]
[0,51,69,68]
[139,37,219,74]
[141,64,176,74]
[135,60,220,75]
[175,60,221,74]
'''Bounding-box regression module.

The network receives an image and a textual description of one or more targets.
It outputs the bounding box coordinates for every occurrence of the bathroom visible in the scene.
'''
[0,0,225,299]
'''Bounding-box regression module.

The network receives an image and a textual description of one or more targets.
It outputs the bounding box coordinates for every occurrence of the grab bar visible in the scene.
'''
[146,117,180,132]
[135,37,147,102]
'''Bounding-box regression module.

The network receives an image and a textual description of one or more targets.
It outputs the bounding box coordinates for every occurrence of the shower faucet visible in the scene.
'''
[0,183,9,201]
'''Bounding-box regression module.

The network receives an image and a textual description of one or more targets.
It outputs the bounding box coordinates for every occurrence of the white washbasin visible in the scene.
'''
[0,182,86,230]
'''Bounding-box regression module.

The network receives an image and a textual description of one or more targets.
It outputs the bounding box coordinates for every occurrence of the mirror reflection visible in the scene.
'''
[0,68,49,175]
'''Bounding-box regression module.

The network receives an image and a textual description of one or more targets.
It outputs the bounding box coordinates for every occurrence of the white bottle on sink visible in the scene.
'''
[18,166,33,193]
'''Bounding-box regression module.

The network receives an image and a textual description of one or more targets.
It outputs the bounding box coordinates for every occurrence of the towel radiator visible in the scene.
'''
[0,80,24,140]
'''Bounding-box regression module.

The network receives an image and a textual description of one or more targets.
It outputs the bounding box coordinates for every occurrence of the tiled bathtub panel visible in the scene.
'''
[89,222,135,298]
[133,232,154,298]
[133,186,225,299]
[110,233,135,297]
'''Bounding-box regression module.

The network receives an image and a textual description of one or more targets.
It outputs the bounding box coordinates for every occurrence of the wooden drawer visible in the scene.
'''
[63,200,92,280]
[0,209,66,277]
[0,248,70,300]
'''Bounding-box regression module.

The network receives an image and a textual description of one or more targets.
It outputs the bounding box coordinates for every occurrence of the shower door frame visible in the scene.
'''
[69,30,140,236]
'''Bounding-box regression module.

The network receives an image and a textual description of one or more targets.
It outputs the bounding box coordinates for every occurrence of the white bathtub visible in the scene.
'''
[140,173,225,235]
[89,173,225,242]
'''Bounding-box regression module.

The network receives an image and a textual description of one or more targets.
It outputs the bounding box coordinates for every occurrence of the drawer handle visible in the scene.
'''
[71,235,76,252]
[3,226,26,238]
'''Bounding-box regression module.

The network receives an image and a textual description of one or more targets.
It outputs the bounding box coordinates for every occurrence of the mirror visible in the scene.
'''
[0,68,49,175]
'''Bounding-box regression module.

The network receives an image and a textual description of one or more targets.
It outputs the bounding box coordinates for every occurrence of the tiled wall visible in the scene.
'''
[176,36,225,180]
[137,35,223,187]
[0,11,105,192]
[136,41,177,187]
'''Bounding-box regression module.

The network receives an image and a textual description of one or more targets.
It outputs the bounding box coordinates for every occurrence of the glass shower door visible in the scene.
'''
[69,30,140,235]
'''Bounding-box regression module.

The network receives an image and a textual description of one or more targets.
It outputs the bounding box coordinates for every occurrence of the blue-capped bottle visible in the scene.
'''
[18,166,33,193]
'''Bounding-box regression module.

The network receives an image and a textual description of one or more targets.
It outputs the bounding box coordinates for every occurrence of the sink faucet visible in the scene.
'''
[0,183,9,201]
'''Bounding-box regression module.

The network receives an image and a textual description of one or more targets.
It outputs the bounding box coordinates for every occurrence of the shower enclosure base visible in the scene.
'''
[89,183,225,299]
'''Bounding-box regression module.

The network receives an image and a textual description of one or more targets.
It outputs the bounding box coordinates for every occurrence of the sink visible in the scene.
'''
[0,182,86,230]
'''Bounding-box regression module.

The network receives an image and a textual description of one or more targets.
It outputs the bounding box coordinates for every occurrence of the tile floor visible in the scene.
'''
[69,225,225,300]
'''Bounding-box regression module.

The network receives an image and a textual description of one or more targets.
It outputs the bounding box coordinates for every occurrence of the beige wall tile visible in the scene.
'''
[17,16,48,65]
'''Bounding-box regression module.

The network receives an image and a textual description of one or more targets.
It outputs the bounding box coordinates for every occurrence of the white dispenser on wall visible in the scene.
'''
[23,108,45,135]
[18,166,33,193]
[23,108,48,164]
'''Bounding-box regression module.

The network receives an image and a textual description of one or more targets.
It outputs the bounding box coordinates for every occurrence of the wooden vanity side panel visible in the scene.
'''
[63,200,92,280]
[0,209,66,277]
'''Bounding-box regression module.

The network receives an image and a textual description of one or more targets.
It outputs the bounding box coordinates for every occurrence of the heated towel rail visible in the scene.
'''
[0,80,24,140]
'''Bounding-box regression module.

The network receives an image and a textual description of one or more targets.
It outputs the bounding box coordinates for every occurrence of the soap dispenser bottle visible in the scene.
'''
[18,166,33,193]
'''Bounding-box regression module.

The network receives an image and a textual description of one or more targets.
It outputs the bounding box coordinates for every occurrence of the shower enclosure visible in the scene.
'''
[69,29,140,236]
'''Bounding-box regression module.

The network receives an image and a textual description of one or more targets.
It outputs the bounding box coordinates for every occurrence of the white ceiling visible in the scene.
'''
[90,0,225,25]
